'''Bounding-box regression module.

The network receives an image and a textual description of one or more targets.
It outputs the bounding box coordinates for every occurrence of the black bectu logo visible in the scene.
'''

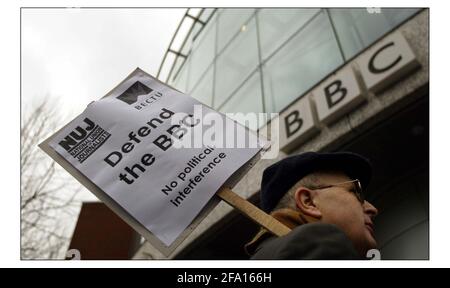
[117,81,153,105]
[59,118,111,163]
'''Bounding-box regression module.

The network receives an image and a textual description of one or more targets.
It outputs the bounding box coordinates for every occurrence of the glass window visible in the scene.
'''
[329,8,420,60]
[219,72,263,128]
[181,21,202,56]
[217,8,255,53]
[262,10,343,113]
[169,57,184,84]
[188,8,202,18]
[188,16,216,92]
[191,13,216,51]
[190,66,214,107]
[158,51,176,84]
[257,8,320,61]
[382,8,421,27]
[214,17,259,109]
[171,17,194,52]
[199,8,215,23]
[190,21,203,42]
[171,57,189,93]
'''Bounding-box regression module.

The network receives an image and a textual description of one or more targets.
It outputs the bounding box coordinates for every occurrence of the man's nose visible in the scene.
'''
[363,201,378,218]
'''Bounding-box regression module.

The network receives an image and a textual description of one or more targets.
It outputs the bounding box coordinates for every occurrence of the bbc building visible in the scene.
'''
[133,8,429,260]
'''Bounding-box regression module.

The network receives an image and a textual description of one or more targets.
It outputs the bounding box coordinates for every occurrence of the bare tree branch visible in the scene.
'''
[21,99,81,260]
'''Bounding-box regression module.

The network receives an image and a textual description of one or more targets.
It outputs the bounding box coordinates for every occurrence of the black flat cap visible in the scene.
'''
[260,152,372,213]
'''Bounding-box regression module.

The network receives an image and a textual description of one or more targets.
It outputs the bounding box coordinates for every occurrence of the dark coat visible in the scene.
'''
[250,223,361,260]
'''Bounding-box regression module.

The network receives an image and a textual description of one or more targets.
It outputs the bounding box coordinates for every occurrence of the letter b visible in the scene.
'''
[153,134,172,151]
[284,111,303,138]
[324,80,347,109]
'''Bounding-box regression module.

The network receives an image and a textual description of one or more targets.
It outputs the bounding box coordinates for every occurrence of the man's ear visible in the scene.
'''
[294,187,322,219]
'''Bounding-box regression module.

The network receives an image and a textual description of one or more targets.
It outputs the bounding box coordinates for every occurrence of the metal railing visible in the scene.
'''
[157,8,216,84]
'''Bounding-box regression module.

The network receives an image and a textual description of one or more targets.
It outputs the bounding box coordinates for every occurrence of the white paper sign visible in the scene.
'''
[47,68,262,247]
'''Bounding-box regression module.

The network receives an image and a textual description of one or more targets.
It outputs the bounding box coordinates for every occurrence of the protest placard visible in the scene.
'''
[40,68,289,256]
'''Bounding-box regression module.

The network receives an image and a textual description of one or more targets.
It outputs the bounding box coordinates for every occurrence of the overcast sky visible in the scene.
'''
[22,8,186,117]
[21,8,186,202]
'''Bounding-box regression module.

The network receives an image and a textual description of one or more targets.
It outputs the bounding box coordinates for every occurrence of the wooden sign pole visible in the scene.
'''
[217,187,291,237]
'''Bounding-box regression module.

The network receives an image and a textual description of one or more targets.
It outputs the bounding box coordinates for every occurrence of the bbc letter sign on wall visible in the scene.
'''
[279,31,419,152]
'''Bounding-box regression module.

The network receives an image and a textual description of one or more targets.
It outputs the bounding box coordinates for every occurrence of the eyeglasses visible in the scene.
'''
[311,179,365,204]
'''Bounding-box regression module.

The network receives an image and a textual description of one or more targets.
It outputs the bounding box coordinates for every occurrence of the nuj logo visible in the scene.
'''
[59,117,111,163]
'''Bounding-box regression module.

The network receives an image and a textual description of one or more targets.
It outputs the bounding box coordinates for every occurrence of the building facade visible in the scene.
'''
[135,8,429,260]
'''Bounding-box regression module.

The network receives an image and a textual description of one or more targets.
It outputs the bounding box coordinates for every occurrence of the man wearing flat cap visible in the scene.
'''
[245,151,379,260]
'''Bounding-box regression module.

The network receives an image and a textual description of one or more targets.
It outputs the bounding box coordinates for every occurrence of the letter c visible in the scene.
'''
[368,42,402,74]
